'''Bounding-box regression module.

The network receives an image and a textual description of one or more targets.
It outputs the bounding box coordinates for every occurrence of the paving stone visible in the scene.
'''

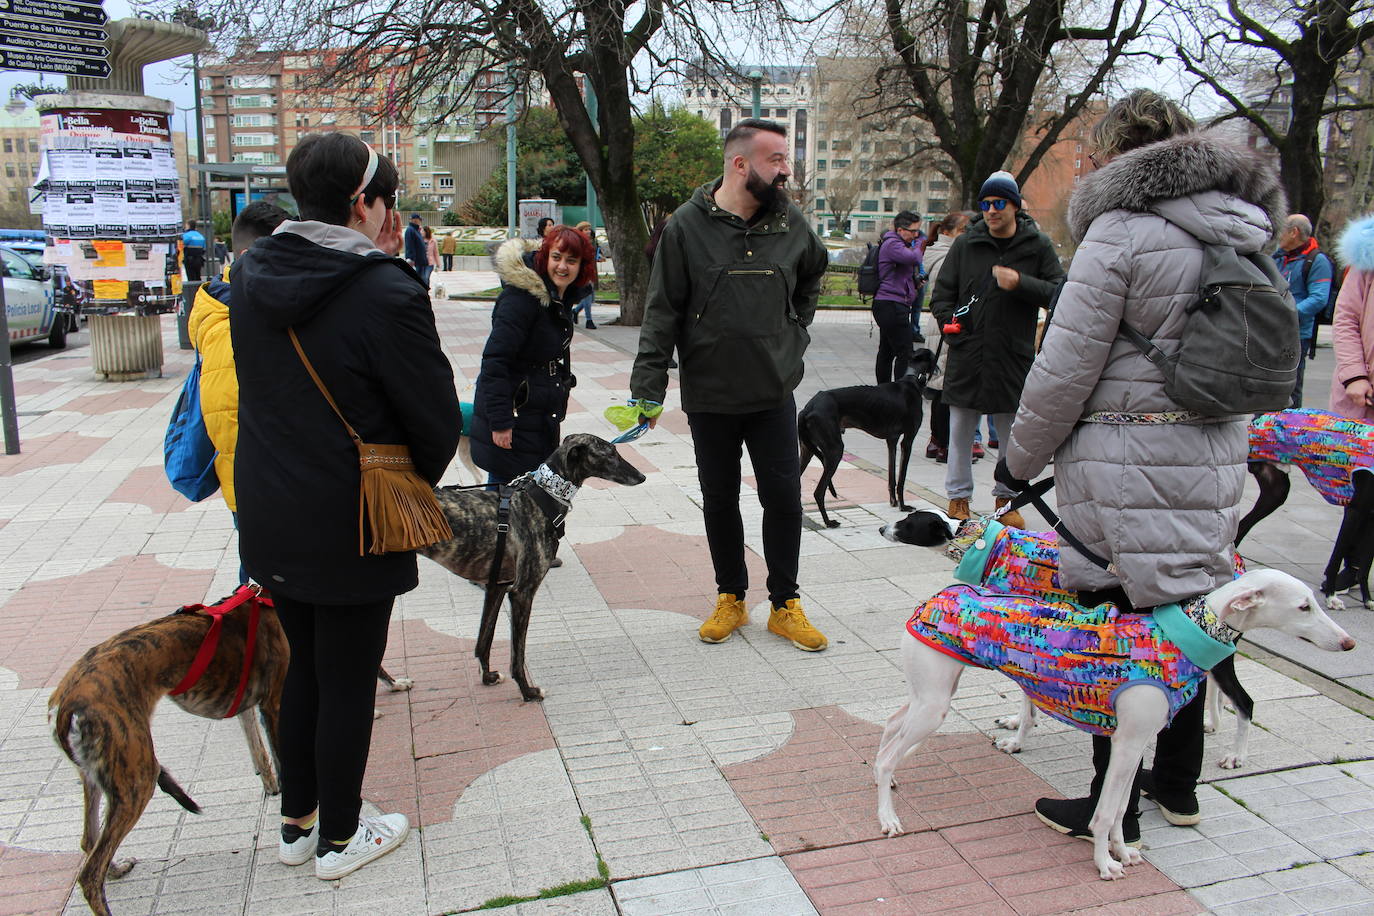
[614,856,817,915]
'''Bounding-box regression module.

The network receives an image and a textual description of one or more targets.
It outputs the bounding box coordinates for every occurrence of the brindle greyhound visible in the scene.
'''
[420,433,645,700]
[49,588,287,916]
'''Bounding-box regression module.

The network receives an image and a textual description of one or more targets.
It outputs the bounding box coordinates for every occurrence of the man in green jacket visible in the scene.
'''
[929,171,1064,527]
[631,118,831,651]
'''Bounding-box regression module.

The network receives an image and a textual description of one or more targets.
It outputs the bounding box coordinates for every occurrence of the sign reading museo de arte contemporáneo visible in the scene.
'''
[40,108,182,240]
[0,0,109,78]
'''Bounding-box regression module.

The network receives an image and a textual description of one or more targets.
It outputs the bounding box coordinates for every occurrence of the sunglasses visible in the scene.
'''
[978,199,1010,211]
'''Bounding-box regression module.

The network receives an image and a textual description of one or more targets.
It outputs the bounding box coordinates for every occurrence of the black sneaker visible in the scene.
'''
[1034,796,1141,846]
[1139,769,1200,826]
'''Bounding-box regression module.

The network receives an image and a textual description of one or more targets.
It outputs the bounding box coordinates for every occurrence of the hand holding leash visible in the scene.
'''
[605,399,663,443]
[994,457,1030,494]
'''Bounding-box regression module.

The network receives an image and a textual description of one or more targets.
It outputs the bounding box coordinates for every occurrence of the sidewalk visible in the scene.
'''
[0,278,1370,915]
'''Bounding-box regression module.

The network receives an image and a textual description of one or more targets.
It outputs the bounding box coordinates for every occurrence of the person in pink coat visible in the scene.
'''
[1329,214,1374,421]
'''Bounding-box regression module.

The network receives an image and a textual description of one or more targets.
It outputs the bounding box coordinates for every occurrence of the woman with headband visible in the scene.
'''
[229,132,460,879]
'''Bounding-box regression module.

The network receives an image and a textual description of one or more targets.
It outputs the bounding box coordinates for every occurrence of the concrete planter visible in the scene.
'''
[89,314,163,381]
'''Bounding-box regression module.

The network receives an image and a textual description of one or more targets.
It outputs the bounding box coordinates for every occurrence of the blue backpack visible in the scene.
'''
[164,352,220,501]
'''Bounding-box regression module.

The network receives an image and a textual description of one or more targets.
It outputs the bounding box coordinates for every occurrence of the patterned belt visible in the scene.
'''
[1081,410,1234,425]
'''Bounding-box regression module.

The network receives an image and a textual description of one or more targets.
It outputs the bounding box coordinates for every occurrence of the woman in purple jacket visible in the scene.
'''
[872,210,924,383]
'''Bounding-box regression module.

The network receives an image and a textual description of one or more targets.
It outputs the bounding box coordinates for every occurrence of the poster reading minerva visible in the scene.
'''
[38,108,182,239]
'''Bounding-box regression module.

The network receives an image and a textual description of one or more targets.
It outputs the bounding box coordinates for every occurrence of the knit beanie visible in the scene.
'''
[979,170,1022,208]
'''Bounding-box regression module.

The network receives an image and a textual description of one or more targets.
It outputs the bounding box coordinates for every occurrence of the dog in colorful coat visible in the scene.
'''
[1240,408,1374,610]
[874,518,1355,880]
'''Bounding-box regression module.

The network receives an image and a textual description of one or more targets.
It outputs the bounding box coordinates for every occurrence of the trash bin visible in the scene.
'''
[89,314,164,381]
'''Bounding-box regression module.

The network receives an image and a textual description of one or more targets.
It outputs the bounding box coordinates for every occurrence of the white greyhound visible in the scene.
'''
[874,568,1355,880]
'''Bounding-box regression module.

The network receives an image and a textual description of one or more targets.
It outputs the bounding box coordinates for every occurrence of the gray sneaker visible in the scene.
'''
[315,813,409,880]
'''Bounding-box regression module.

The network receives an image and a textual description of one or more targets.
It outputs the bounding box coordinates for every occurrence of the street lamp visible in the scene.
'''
[748,69,762,119]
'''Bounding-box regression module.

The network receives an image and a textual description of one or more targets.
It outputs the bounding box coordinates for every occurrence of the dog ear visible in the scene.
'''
[1218,585,1265,624]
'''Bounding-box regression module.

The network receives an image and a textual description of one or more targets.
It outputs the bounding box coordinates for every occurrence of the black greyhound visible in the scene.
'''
[798,348,937,528]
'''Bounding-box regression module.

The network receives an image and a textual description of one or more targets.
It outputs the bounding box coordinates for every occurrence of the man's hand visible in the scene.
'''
[992,265,1021,291]
[1346,378,1374,409]
[376,210,404,256]
[994,457,1030,493]
[493,428,513,449]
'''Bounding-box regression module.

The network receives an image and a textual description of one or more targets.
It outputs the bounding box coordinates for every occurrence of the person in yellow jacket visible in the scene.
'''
[188,202,291,577]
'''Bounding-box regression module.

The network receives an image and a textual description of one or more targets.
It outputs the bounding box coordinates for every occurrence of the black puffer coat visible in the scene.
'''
[928,213,1064,414]
[470,239,585,480]
[230,221,461,604]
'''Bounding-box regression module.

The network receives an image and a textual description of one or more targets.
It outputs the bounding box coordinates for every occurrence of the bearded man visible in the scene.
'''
[630,117,831,652]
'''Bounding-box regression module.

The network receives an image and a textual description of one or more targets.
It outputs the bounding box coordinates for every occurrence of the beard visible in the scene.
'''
[745,166,788,210]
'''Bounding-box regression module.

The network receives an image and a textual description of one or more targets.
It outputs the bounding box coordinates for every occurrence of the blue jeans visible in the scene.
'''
[572,290,594,325]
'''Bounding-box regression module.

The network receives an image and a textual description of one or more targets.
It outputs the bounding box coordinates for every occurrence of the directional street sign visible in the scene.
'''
[0,0,107,29]
[0,47,110,78]
[0,0,108,78]
[0,13,104,43]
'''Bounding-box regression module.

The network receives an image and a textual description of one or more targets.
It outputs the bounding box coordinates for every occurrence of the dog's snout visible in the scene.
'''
[1341,636,1357,651]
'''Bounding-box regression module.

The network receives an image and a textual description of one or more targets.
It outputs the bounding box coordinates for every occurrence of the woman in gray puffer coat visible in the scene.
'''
[998,90,1286,839]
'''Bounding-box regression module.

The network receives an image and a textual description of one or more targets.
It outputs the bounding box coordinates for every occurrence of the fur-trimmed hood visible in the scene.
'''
[1068,130,1286,250]
[1337,214,1374,272]
[494,237,551,304]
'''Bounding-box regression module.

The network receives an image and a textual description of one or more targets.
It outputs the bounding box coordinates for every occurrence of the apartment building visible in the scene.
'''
[0,106,42,228]
[681,58,954,240]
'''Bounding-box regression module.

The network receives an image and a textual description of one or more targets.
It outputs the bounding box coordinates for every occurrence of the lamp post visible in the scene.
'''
[749,69,763,119]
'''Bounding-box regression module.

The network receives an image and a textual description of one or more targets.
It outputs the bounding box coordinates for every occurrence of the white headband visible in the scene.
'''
[351,145,379,202]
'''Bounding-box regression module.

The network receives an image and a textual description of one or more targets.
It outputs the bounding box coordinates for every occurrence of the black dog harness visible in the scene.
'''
[474,465,576,589]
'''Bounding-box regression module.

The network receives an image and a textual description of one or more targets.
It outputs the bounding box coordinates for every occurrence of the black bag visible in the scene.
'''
[1119,243,1299,416]
[856,243,881,299]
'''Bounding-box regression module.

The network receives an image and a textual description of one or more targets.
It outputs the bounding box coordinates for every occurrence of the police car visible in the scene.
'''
[3,242,68,348]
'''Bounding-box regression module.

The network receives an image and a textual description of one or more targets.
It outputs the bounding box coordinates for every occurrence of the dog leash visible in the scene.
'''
[170,584,270,718]
[1002,477,1114,572]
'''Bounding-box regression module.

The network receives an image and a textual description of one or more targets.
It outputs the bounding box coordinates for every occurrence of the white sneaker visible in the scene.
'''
[315,813,409,880]
[278,820,318,866]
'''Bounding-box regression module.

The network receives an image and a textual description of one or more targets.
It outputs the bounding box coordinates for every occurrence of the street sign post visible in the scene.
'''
[0,0,108,78]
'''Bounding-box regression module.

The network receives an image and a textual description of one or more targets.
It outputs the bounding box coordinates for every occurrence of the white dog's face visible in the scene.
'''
[1215,569,1356,652]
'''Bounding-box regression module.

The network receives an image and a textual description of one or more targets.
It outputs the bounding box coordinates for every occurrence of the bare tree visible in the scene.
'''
[823,163,867,236]
[1165,0,1374,237]
[873,0,1153,206]
[151,0,789,325]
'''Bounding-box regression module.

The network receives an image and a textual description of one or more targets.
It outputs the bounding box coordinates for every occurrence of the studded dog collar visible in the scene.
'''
[532,463,578,505]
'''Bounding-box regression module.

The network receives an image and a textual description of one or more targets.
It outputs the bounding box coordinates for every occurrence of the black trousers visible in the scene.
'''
[687,394,802,606]
[275,594,394,841]
[442,253,454,270]
[184,253,204,281]
[1079,586,1207,809]
[871,299,914,384]
[928,389,950,448]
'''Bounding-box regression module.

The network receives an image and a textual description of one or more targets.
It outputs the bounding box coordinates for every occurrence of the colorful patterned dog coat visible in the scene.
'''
[908,520,1238,735]
[1249,409,1374,506]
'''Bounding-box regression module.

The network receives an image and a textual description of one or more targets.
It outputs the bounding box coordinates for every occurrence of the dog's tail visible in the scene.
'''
[798,420,816,471]
[157,767,202,814]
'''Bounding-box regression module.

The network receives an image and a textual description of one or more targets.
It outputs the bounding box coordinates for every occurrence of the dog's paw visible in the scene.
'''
[878,813,904,837]
[110,858,137,879]
[1114,845,1143,868]
[1218,753,1245,770]
[387,676,415,692]
[1365,599,1374,611]
[898,503,915,512]
[993,714,1022,731]
[994,736,1022,754]
[1096,856,1126,881]
[1203,720,1217,734]
[825,519,840,529]
[521,686,546,701]
[481,671,504,686]
[1327,594,1347,611]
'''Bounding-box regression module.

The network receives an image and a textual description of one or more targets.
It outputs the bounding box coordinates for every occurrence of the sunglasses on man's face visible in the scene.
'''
[979,199,1010,211]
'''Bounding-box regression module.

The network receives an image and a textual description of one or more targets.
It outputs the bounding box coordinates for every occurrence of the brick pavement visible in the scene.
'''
[0,273,1370,914]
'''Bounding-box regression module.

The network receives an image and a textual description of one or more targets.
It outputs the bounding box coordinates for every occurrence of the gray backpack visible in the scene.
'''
[1119,243,1299,415]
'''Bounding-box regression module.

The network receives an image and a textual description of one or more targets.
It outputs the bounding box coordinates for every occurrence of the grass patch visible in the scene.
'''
[581,815,611,881]
[473,878,608,910]
[1214,784,1250,810]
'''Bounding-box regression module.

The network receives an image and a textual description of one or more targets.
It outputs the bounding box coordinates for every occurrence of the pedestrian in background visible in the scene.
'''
[1330,213,1374,421]
[231,132,459,880]
[871,210,923,384]
[929,170,1063,525]
[182,219,206,280]
[403,212,430,288]
[440,230,457,271]
[571,221,601,329]
[631,117,831,653]
[423,225,438,288]
[998,89,1284,842]
[920,210,974,463]
[1273,214,1333,407]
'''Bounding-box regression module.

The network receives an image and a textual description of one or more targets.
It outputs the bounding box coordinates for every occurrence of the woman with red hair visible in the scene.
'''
[471,226,595,487]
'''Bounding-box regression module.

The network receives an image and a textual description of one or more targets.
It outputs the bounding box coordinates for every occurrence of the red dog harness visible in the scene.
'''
[170,585,272,718]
